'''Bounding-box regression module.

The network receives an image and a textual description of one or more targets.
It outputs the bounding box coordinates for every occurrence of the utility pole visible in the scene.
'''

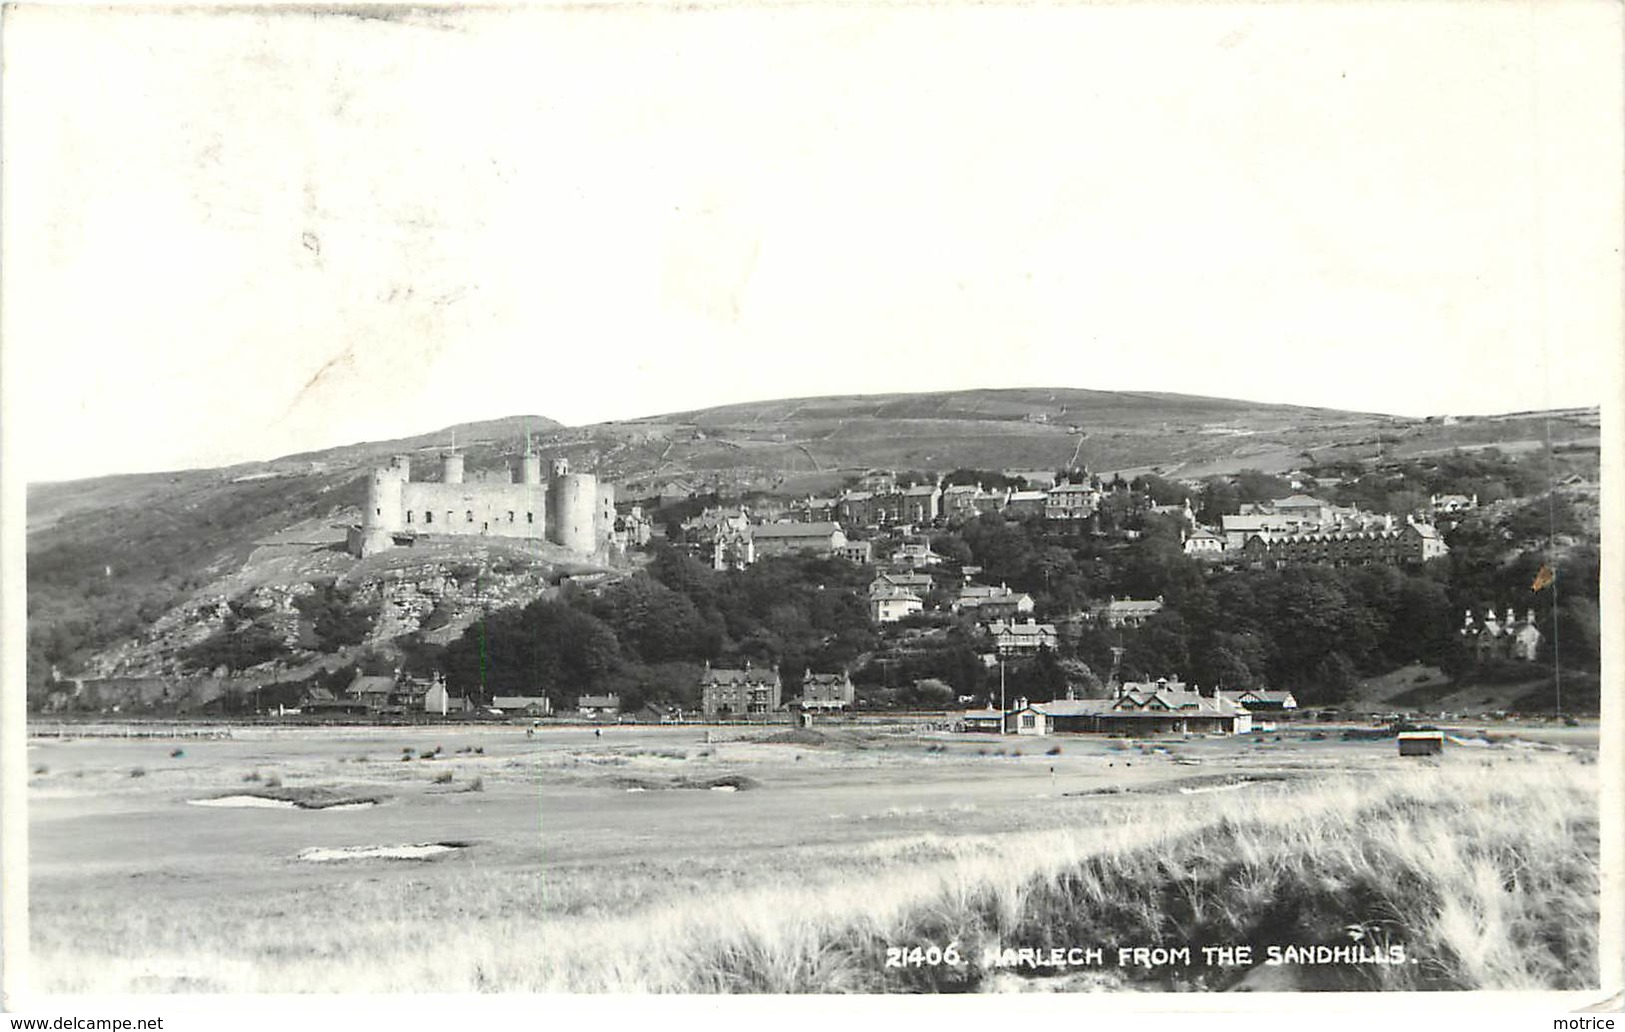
[999,657,1007,735]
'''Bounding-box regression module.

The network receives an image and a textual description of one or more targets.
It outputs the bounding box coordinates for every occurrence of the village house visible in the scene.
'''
[1224,688,1298,714]
[751,521,848,559]
[837,539,874,564]
[959,707,1007,733]
[345,673,398,713]
[858,469,898,493]
[577,694,621,717]
[987,618,1060,656]
[1461,607,1542,662]
[899,483,942,523]
[953,583,1035,622]
[612,507,654,548]
[491,694,551,717]
[631,702,680,724]
[424,675,472,715]
[1045,481,1101,521]
[1085,596,1164,629]
[792,496,840,522]
[1006,700,1052,736]
[941,483,982,518]
[1182,527,1225,557]
[712,520,756,570]
[869,581,924,623]
[872,571,934,595]
[797,670,856,711]
[1430,493,1478,514]
[699,662,783,716]
[837,491,882,527]
[1005,470,1059,490]
[1238,517,1447,567]
[1004,490,1049,518]
[1148,498,1198,528]
[892,539,944,567]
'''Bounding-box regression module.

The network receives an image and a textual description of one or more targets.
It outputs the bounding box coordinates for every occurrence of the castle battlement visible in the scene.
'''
[348,445,614,558]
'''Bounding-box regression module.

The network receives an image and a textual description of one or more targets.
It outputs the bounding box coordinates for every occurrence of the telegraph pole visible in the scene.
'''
[999,657,1007,735]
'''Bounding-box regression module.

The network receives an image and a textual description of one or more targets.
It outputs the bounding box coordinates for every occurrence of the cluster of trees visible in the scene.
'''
[436,549,878,712]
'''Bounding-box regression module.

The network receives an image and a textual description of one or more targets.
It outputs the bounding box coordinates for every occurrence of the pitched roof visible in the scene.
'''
[492,695,549,707]
[802,672,851,687]
[902,484,941,496]
[870,583,923,602]
[1098,598,1163,614]
[877,572,933,588]
[701,667,780,685]
[988,620,1058,638]
[346,675,396,697]
[753,521,842,539]
[1235,689,1296,703]
[1034,699,1115,717]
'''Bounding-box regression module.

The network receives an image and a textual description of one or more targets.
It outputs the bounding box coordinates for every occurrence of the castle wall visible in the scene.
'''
[400,482,546,540]
[596,482,616,544]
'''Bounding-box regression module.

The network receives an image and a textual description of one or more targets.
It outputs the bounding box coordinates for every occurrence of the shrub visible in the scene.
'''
[243,770,261,782]
[264,773,282,788]
[33,764,48,775]
[468,776,484,793]
[474,746,484,755]
[419,750,437,760]
[169,748,185,759]
[129,767,146,778]
[433,770,455,784]
[1046,745,1062,756]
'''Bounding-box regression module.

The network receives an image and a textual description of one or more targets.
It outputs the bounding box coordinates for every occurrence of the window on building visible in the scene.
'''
[508,511,515,523]
[406,511,413,523]
[425,511,434,524]
[376,508,382,516]
[466,511,474,522]
[526,512,534,524]
[1021,714,1035,729]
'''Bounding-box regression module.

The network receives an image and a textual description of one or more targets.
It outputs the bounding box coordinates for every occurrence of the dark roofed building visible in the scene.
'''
[751,521,847,558]
[797,670,855,711]
[699,663,783,716]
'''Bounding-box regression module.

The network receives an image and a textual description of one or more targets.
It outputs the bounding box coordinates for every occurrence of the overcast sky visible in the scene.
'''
[4,2,1621,482]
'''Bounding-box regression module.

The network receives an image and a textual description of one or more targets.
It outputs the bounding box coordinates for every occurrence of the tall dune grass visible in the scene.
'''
[29,755,1596,993]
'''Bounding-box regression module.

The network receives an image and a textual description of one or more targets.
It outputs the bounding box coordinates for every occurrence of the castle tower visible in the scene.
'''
[390,454,412,482]
[549,463,598,553]
[356,464,405,556]
[442,450,464,485]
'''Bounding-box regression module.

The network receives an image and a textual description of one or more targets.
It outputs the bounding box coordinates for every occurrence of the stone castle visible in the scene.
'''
[348,440,615,558]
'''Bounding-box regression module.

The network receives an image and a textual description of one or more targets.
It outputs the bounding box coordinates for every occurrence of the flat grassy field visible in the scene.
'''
[24,720,1602,993]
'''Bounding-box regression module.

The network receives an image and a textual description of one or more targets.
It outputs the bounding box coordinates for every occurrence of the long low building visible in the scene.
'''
[1034,681,1252,735]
